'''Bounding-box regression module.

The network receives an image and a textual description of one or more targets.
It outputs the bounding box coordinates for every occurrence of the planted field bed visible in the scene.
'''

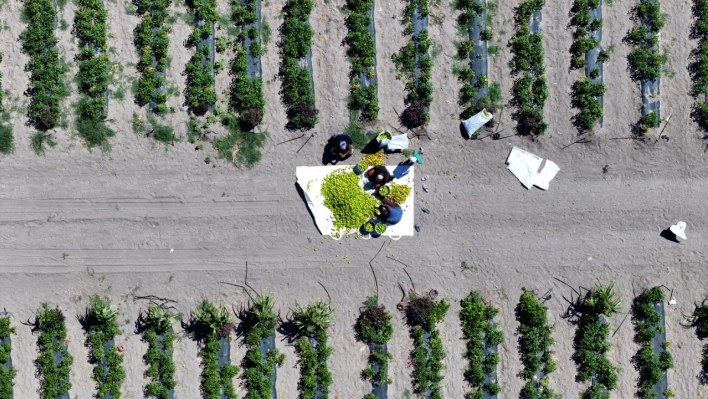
[133,0,172,114]
[74,0,115,150]
[356,297,393,399]
[686,300,708,383]
[509,0,548,136]
[139,305,180,399]
[33,304,73,399]
[691,0,708,128]
[238,294,285,399]
[402,292,449,399]
[459,291,502,399]
[0,312,15,398]
[345,0,379,121]
[392,0,433,129]
[83,296,125,399]
[569,0,608,132]
[454,0,501,128]
[185,0,217,115]
[631,287,673,399]
[569,281,620,398]
[20,0,68,136]
[0,54,14,155]
[516,288,559,399]
[291,301,333,398]
[279,0,318,130]
[626,0,666,133]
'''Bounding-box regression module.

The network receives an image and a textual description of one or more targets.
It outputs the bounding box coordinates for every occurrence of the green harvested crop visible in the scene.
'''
[378,132,392,141]
[378,185,390,197]
[321,169,380,233]
[357,160,368,171]
[364,221,375,232]
[375,223,386,234]
[389,182,411,204]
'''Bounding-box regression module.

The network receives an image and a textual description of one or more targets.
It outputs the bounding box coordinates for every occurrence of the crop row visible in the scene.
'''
[84,297,125,399]
[0,313,14,399]
[279,0,319,130]
[133,0,172,114]
[345,0,379,121]
[357,296,393,399]
[293,301,333,398]
[74,0,115,150]
[509,0,548,136]
[184,0,218,115]
[0,53,13,156]
[392,0,433,128]
[692,0,708,128]
[632,287,673,399]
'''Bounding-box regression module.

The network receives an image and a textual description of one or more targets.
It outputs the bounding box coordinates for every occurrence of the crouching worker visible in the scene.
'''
[327,133,353,162]
[379,198,403,225]
[367,165,391,189]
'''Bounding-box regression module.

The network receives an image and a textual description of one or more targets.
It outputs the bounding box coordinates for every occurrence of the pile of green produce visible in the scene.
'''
[20,0,69,131]
[279,0,319,129]
[509,0,548,136]
[185,0,218,115]
[291,301,333,398]
[34,304,73,399]
[459,291,503,398]
[374,223,386,234]
[389,182,411,204]
[692,0,708,127]
[357,297,393,397]
[84,296,125,399]
[631,287,673,399]
[0,314,15,398]
[133,0,172,113]
[141,305,181,398]
[516,288,559,399]
[362,151,385,167]
[321,169,380,232]
[345,0,379,120]
[192,300,238,399]
[392,0,433,128]
[74,0,115,150]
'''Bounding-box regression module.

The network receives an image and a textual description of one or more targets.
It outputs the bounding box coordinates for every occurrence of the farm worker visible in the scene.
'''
[367,165,391,189]
[379,198,403,225]
[327,133,353,159]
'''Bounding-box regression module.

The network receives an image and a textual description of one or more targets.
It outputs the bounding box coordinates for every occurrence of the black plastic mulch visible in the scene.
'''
[367,342,388,399]
[649,301,669,399]
[52,336,71,399]
[259,334,278,399]
[217,336,231,399]
[156,331,175,399]
[242,0,263,80]
[467,0,488,103]
[585,3,604,127]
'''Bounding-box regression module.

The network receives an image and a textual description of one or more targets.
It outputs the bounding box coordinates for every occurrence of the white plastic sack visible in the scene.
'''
[377,132,392,148]
[462,109,493,139]
[387,134,409,151]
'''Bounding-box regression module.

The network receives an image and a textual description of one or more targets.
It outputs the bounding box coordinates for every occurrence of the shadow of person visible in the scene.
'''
[660,229,680,243]
[460,122,469,139]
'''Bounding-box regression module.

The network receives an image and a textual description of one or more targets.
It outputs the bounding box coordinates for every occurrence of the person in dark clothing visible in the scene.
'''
[379,198,403,225]
[367,165,391,189]
[327,134,353,160]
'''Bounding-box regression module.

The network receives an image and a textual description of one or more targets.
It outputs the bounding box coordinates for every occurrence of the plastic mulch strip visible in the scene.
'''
[529,8,542,116]
[358,0,378,92]
[307,335,325,399]
[52,337,70,399]
[649,301,668,399]
[589,316,609,395]
[367,342,388,399]
[156,332,175,399]
[468,0,488,103]
[217,336,230,399]
[243,0,263,80]
[481,319,498,399]
[147,6,167,113]
[640,0,660,121]
[585,3,604,126]
[259,334,277,399]
[412,5,428,113]
[195,10,216,112]
[301,41,315,98]
[421,331,432,399]
[97,338,115,399]
[0,311,10,376]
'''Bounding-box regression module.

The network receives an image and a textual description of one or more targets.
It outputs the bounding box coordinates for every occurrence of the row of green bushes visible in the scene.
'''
[691,0,708,127]
[516,288,559,399]
[687,301,708,382]
[509,0,548,136]
[345,0,379,120]
[279,0,319,129]
[0,54,13,155]
[20,0,69,131]
[34,304,73,399]
[392,0,433,128]
[459,291,503,398]
[141,306,179,398]
[84,297,126,398]
[627,1,666,82]
[133,0,172,114]
[631,287,673,399]
[0,315,15,399]
[74,0,115,150]
[185,0,218,115]
[292,301,333,398]
[357,296,393,398]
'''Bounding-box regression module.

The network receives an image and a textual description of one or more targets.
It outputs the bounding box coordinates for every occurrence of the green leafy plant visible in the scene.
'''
[84,296,125,399]
[193,299,234,337]
[192,300,237,399]
[320,168,380,234]
[631,287,672,398]
[356,297,393,396]
[459,291,503,397]
[212,112,268,168]
[0,314,16,399]
[691,0,708,128]
[0,54,13,155]
[345,0,379,120]
[291,301,333,399]
[34,304,73,399]
[141,305,181,398]
[185,0,218,115]
[133,0,173,112]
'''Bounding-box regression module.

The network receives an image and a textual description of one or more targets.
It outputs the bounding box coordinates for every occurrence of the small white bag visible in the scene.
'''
[462,109,493,139]
[387,134,409,150]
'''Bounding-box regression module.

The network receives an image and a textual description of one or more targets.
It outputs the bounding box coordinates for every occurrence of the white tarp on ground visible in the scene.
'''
[506,146,560,190]
[296,165,416,239]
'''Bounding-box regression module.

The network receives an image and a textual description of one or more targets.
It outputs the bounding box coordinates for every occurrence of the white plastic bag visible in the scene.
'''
[462,109,493,139]
[387,134,409,151]
[377,132,392,148]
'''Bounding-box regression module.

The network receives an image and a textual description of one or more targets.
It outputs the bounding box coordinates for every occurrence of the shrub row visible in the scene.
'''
[279,0,319,129]
[0,53,13,155]
[141,306,180,398]
[356,296,393,397]
[569,0,608,131]
[509,0,548,136]
[631,287,673,399]
[626,0,666,82]
[84,296,126,399]
[404,294,449,399]
[573,282,620,398]
[185,0,218,115]
[691,0,708,127]
[0,314,15,399]
[34,304,73,399]
[392,0,432,128]
[20,0,68,131]
[74,0,115,150]
[459,291,503,399]
[687,301,708,382]
[345,0,379,120]
[133,0,172,114]
[516,288,559,399]
[292,301,333,398]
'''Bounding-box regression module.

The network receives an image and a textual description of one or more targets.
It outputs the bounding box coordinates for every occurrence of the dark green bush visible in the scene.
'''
[631,287,672,399]
[404,295,448,399]
[0,315,16,398]
[34,304,73,399]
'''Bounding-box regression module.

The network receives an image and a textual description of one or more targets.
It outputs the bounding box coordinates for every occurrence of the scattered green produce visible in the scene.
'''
[84,296,125,399]
[459,291,503,398]
[34,304,73,399]
[356,160,368,172]
[377,132,391,141]
[133,0,172,113]
[0,314,16,399]
[141,305,181,399]
[192,300,238,399]
[230,0,265,129]
[321,168,380,233]
[291,301,333,399]
[345,0,379,120]
[632,287,672,399]
[389,182,411,204]
[374,223,386,234]
[356,297,393,397]
[516,287,559,399]
[692,0,708,128]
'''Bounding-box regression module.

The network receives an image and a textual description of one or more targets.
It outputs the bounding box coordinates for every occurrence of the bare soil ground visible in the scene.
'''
[0,0,707,397]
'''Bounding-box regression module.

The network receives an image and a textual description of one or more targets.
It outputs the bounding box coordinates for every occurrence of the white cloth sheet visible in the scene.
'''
[506,147,560,190]
[296,165,415,238]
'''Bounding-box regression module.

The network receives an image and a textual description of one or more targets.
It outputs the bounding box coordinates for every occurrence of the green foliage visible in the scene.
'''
[459,291,503,397]
[292,301,333,399]
[85,296,125,399]
[692,0,708,127]
[516,288,559,398]
[198,333,238,399]
[320,168,380,233]
[142,306,180,399]
[0,315,16,399]
[631,287,672,398]
[132,0,172,109]
[185,0,218,115]
[404,295,448,399]
[212,112,267,168]
[193,300,234,337]
[30,132,57,155]
[637,110,660,132]
[0,122,13,155]
[343,111,369,150]
[34,304,73,399]
[626,0,666,84]
[345,0,379,120]
[291,301,333,335]
[356,298,394,395]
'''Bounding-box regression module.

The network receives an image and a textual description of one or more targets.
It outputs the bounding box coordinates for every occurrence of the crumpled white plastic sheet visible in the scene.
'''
[506,147,560,190]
